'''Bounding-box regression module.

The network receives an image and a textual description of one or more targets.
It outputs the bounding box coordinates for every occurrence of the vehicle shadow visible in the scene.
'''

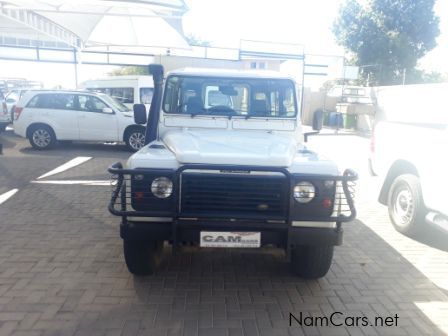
[3,186,447,336]
[2,132,447,334]
[412,222,448,252]
[0,129,20,149]
[1,129,133,159]
[97,218,448,335]
[17,141,133,159]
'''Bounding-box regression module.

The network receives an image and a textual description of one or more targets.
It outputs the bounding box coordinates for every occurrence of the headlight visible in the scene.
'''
[151,177,173,198]
[293,181,316,203]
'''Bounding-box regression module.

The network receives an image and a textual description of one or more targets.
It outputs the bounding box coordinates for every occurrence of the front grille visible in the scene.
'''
[180,172,288,219]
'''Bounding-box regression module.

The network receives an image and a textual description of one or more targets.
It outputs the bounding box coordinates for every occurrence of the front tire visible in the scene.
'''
[123,240,163,276]
[28,125,56,149]
[125,128,145,152]
[388,174,426,236]
[290,245,334,279]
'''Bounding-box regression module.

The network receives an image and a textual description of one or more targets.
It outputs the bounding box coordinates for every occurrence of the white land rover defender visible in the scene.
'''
[108,65,357,279]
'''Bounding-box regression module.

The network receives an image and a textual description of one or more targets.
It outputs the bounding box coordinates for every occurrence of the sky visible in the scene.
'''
[183,0,346,54]
[0,0,446,88]
[182,0,448,71]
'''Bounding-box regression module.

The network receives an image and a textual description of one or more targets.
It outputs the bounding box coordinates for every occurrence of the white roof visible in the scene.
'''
[168,67,296,80]
[82,75,153,81]
[23,89,105,95]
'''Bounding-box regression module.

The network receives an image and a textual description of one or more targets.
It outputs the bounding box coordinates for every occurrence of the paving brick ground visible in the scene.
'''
[0,130,448,336]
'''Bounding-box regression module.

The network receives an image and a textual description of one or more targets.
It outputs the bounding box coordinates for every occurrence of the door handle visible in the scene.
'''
[78,115,86,119]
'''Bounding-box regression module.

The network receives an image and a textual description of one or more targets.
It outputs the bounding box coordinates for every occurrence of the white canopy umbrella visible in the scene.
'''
[0,0,190,50]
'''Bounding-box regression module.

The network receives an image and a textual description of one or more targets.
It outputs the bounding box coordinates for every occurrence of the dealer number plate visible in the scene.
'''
[200,231,261,248]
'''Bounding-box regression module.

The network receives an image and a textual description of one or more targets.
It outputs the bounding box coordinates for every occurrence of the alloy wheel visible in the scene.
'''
[129,131,145,150]
[32,129,51,148]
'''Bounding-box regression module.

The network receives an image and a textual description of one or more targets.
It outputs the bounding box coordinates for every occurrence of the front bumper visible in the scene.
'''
[108,162,357,249]
[120,219,343,246]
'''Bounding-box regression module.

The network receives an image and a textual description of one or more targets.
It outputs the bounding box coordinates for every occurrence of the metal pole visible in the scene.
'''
[300,53,306,125]
[73,48,78,88]
[402,68,406,85]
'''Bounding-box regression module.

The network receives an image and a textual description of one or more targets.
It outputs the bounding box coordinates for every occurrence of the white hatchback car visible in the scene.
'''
[13,90,146,151]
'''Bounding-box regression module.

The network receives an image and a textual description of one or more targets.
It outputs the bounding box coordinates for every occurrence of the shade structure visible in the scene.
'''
[0,0,190,51]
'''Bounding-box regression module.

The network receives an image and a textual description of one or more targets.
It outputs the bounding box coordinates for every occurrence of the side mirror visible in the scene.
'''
[133,104,147,124]
[102,107,113,114]
[312,109,324,131]
[304,109,324,142]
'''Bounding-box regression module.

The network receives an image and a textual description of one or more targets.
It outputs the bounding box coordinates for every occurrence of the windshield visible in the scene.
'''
[163,76,297,118]
[100,94,130,112]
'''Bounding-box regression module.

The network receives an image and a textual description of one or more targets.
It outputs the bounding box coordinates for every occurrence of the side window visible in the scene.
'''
[78,95,108,113]
[110,88,134,104]
[88,88,109,95]
[27,95,42,108]
[51,94,75,110]
[140,88,154,104]
[26,94,75,110]
[85,88,134,104]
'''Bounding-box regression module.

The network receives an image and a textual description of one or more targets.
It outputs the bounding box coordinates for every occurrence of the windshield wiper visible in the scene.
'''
[189,108,207,118]
[245,112,270,119]
[175,103,207,117]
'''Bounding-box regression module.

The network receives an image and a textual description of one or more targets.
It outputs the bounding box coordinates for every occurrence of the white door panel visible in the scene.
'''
[27,93,79,140]
[45,108,79,140]
[77,112,118,141]
[76,95,119,141]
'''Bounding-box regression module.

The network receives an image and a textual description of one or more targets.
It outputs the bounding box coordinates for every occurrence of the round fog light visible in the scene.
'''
[151,177,173,198]
[294,181,316,203]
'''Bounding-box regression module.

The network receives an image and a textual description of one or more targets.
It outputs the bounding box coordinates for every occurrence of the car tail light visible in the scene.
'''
[14,106,23,120]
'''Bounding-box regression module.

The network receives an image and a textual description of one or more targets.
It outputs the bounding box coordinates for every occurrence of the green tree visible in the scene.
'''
[108,66,148,76]
[405,69,448,84]
[333,0,440,85]
[185,34,211,47]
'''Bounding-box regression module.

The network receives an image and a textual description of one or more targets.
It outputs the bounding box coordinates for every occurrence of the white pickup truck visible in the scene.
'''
[370,83,448,236]
[108,65,357,279]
